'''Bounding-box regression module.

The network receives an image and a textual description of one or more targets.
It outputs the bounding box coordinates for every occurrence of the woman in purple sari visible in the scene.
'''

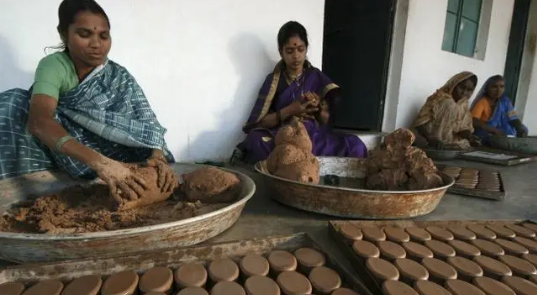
[236,21,367,164]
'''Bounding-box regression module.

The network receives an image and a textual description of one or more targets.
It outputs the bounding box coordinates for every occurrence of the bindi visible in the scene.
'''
[94,27,97,30]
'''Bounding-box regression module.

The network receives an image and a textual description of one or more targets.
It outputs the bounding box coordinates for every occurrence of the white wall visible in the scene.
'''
[0,0,324,161]
[387,0,514,130]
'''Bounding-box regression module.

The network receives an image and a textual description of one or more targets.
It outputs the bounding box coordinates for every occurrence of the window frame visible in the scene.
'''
[443,0,483,57]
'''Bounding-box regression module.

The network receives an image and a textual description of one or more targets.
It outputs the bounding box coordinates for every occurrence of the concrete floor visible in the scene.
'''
[207,159,537,260]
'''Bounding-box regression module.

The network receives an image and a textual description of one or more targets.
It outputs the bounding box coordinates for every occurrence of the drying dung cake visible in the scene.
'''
[437,165,506,200]
[331,220,537,295]
[0,244,364,295]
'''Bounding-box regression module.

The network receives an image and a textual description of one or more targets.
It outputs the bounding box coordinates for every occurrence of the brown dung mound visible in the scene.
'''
[181,167,241,203]
[274,155,320,184]
[266,120,320,184]
[365,128,443,190]
[266,144,309,174]
[275,120,313,152]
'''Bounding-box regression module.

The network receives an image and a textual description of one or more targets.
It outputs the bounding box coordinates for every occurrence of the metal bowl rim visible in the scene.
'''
[255,156,455,194]
[0,165,256,240]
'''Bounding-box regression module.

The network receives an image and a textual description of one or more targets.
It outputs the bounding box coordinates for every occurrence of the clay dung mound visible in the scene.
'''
[275,119,313,152]
[274,155,320,184]
[181,167,241,203]
[266,144,309,174]
[266,120,320,184]
[365,128,443,191]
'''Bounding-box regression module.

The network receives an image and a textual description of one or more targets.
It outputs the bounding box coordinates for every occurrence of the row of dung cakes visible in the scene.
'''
[334,221,537,295]
[0,247,360,295]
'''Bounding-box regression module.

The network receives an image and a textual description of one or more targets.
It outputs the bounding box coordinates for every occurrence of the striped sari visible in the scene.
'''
[0,60,173,179]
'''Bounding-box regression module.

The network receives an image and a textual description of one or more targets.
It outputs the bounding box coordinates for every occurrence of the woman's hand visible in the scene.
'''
[284,99,319,118]
[147,157,178,193]
[93,158,148,203]
[302,92,321,107]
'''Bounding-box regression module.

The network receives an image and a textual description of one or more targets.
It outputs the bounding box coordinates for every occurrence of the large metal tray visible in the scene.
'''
[436,164,506,201]
[0,163,255,264]
[0,233,373,295]
[489,135,537,155]
[255,157,454,220]
[458,147,536,166]
[328,219,536,295]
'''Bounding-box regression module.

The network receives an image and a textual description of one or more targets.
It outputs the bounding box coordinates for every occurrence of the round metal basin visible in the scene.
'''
[0,163,255,263]
[255,157,454,219]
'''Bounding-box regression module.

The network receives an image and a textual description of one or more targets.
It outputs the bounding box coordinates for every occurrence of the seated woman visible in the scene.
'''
[412,71,480,150]
[0,0,175,199]
[236,21,367,164]
[470,75,528,142]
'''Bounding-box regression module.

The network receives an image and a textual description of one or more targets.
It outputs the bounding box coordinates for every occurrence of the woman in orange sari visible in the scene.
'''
[412,72,480,149]
[471,75,528,142]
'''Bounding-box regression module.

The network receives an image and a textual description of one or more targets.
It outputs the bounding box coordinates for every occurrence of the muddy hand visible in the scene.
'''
[147,158,179,193]
[94,158,148,203]
[302,92,321,107]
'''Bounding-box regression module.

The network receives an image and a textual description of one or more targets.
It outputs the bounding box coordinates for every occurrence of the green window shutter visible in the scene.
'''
[442,0,482,58]
[456,18,479,57]
[442,12,459,51]
[448,0,460,13]
[462,0,482,21]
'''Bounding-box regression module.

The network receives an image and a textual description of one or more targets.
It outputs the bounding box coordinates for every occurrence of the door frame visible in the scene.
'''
[504,0,531,105]
[322,0,397,132]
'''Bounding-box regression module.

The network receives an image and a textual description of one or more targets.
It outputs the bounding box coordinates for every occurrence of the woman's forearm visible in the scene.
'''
[28,118,105,170]
[253,107,293,129]
[472,118,496,133]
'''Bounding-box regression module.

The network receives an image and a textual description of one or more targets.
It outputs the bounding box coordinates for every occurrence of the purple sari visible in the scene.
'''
[240,61,367,163]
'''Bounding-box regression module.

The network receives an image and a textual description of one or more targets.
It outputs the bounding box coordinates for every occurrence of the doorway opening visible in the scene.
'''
[322,0,396,131]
